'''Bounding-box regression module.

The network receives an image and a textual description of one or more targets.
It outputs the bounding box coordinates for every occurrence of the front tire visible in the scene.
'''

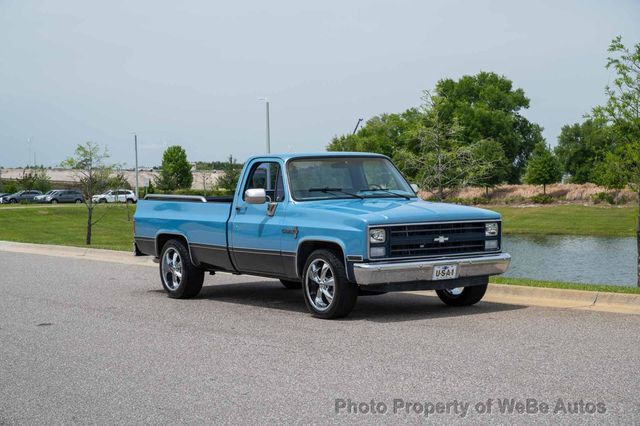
[302,249,358,319]
[436,284,488,306]
[159,239,204,298]
[51,199,58,204]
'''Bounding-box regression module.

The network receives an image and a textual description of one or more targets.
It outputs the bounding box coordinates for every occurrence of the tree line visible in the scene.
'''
[327,37,638,201]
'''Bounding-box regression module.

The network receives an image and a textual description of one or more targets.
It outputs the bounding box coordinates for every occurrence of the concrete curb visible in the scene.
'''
[1,240,639,315]
[0,240,156,268]
[484,283,640,315]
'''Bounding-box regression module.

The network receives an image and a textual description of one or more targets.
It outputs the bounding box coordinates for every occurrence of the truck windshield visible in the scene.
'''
[287,157,416,201]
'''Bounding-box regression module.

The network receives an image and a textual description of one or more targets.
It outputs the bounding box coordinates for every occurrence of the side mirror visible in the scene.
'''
[410,183,420,194]
[245,188,267,204]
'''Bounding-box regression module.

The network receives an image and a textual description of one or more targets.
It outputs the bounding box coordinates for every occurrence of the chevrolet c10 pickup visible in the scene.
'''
[133,152,511,318]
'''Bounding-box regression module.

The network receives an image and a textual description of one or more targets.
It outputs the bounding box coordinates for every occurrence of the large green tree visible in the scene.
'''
[523,142,562,195]
[591,36,640,286]
[155,145,193,190]
[431,72,544,182]
[327,72,543,185]
[394,94,505,200]
[328,109,423,158]
[555,120,615,183]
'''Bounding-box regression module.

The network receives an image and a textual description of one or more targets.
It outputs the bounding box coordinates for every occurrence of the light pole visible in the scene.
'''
[258,97,271,153]
[353,118,364,135]
[133,133,139,199]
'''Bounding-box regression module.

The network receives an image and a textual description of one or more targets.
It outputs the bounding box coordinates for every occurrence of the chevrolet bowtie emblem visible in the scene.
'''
[433,236,449,243]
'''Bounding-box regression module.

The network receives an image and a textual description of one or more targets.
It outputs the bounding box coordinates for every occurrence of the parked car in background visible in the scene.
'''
[38,189,84,204]
[0,190,43,204]
[34,190,59,203]
[92,189,137,204]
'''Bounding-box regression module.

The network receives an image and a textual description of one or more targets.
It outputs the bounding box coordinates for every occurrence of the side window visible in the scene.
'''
[244,162,285,202]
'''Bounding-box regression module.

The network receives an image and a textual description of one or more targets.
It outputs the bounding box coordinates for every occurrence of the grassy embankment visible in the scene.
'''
[492,205,637,237]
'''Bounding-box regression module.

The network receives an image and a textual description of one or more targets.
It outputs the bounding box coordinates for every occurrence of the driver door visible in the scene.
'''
[229,160,287,276]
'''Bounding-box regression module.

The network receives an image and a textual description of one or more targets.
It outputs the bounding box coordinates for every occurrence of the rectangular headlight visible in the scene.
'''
[485,222,499,237]
[370,246,386,257]
[369,228,386,244]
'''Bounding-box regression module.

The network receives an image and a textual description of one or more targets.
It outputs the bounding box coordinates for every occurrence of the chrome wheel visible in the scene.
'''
[445,287,464,296]
[161,248,183,291]
[305,259,335,312]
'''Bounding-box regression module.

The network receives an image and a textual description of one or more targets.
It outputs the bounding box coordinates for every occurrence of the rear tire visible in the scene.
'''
[280,279,301,289]
[436,284,488,306]
[75,199,82,204]
[159,239,204,299]
[302,249,358,319]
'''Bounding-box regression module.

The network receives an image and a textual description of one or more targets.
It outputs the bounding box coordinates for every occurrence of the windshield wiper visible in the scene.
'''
[308,187,364,199]
[360,188,412,200]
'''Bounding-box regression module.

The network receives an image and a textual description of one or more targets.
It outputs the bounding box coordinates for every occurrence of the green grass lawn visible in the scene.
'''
[491,204,637,237]
[0,204,135,251]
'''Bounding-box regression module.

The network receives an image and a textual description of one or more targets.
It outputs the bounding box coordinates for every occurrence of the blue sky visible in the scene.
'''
[1,0,639,167]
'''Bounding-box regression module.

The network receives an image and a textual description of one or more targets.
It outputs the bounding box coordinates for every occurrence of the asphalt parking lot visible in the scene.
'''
[1,251,639,424]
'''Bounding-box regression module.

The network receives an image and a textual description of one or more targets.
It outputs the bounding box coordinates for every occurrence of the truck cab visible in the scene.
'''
[134,152,510,318]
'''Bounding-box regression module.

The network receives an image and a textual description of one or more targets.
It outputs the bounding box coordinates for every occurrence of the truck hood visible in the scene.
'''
[297,198,501,225]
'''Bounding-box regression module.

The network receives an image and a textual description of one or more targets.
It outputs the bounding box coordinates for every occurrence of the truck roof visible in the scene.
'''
[245,152,388,162]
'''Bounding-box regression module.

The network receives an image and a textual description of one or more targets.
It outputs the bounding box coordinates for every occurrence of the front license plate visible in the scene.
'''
[432,265,458,280]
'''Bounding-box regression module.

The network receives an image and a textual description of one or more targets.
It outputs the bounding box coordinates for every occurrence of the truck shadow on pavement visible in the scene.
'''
[156,281,527,323]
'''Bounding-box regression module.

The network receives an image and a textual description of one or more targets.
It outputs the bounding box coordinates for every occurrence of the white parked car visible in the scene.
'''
[92,189,137,204]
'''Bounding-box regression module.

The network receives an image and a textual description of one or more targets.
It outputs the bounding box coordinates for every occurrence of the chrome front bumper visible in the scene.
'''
[353,253,511,286]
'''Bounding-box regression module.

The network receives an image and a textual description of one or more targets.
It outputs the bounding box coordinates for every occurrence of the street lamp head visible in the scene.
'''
[257,97,268,102]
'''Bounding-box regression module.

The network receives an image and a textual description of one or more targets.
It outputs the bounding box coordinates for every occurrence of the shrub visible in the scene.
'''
[503,196,527,205]
[529,194,554,204]
[591,192,616,205]
[469,197,491,205]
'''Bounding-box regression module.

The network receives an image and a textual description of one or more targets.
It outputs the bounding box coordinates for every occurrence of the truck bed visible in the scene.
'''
[134,196,235,271]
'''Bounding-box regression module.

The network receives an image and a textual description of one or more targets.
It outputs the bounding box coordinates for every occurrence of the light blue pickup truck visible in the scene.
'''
[134,153,510,318]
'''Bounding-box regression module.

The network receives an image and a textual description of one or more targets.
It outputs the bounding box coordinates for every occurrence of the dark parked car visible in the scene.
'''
[0,190,43,204]
[44,189,84,204]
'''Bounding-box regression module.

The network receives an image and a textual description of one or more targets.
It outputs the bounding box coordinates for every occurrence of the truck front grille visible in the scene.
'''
[386,221,493,258]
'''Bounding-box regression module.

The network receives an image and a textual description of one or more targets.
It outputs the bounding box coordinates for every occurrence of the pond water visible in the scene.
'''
[502,235,637,286]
